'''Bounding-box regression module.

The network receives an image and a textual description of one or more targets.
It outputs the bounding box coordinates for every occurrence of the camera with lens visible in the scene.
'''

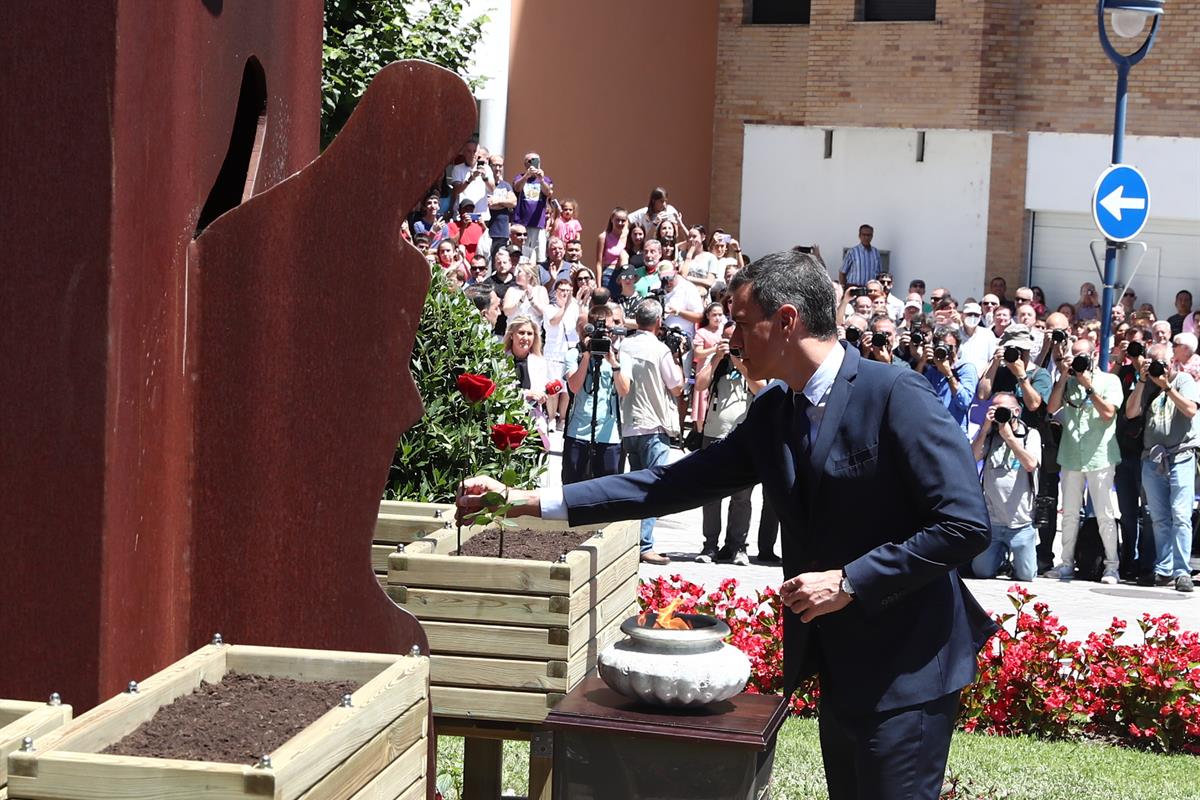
[1051,328,1068,345]
[870,331,889,349]
[993,406,1013,425]
[1070,354,1091,375]
[1126,340,1145,358]
[910,331,925,347]
[845,327,862,345]
[933,345,950,361]
[584,319,626,355]
[1148,360,1168,379]
[1003,346,1022,364]
[660,324,692,356]
[850,287,871,298]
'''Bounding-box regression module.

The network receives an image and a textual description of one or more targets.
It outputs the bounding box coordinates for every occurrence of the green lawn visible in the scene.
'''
[434,719,1199,800]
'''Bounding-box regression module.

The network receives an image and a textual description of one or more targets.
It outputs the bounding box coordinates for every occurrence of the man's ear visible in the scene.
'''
[778,304,801,337]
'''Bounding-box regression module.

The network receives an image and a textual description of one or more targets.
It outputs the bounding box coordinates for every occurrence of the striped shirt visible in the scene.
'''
[841,244,883,286]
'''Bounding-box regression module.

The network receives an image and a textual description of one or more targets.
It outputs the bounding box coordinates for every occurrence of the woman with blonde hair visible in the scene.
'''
[504,315,552,448]
[503,262,550,330]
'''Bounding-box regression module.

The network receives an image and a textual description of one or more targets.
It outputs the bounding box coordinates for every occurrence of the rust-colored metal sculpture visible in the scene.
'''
[0,0,475,738]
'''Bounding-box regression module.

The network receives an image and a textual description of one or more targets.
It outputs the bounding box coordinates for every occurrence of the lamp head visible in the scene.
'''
[1103,0,1164,38]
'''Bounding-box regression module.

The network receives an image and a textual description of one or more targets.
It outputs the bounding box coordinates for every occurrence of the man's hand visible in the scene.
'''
[1075,367,1093,391]
[455,476,542,525]
[1006,357,1027,381]
[780,570,852,623]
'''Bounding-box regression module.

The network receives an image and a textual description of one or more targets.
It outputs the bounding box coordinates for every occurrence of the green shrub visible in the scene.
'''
[386,271,545,502]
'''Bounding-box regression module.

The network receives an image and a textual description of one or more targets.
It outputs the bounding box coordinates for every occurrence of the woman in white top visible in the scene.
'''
[503,263,550,330]
[628,186,684,240]
[504,315,552,449]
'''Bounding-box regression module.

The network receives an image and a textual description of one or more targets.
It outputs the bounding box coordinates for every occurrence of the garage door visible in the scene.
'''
[1029,212,1200,317]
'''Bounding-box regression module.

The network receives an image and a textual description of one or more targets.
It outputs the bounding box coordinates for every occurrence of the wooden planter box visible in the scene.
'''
[0,699,73,800]
[386,517,640,724]
[371,501,456,581]
[6,644,430,800]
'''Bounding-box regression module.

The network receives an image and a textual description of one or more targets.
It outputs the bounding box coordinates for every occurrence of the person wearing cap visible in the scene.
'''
[901,296,923,327]
[446,199,486,261]
[1046,337,1125,584]
[976,325,1053,430]
[958,302,997,377]
[614,266,643,325]
[1124,342,1199,593]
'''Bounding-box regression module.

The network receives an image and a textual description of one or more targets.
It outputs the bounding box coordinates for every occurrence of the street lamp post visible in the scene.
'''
[1096,0,1163,367]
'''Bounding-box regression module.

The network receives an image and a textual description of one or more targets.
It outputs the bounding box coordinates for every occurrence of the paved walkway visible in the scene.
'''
[541,431,1200,639]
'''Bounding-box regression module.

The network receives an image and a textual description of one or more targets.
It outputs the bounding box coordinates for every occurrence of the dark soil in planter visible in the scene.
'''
[457,527,594,560]
[102,672,360,764]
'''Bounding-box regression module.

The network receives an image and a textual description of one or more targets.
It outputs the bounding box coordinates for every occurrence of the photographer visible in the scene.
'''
[976,325,1052,427]
[1045,337,1123,583]
[915,325,977,433]
[896,316,929,369]
[692,323,766,565]
[562,305,631,485]
[1112,326,1156,582]
[1125,343,1199,593]
[620,300,684,565]
[864,316,908,369]
[971,392,1041,582]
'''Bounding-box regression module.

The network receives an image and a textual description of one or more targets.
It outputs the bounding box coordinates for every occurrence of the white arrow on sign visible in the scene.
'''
[1099,184,1147,221]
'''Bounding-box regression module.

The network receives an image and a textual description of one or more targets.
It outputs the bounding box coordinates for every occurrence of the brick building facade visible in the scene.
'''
[711,0,1199,297]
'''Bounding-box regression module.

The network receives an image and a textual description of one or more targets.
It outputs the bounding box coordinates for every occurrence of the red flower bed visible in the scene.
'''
[638,577,1200,753]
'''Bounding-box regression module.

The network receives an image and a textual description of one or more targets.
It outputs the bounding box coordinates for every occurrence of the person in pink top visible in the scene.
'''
[594,207,630,273]
[690,302,727,430]
[550,198,583,243]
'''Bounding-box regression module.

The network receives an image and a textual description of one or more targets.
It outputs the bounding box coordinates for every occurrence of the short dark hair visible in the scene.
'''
[728,250,837,340]
[859,224,873,234]
[933,324,963,347]
[465,284,493,312]
[1178,289,1193,301]
[590,288,611,306]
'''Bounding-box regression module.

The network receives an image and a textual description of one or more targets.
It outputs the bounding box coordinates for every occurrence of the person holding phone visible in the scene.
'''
[446,200,486,261]
[446,140,494,225]
[512,152,554,262]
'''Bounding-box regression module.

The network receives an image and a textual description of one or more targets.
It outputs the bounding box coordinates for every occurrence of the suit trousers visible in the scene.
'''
[818,690,960,800]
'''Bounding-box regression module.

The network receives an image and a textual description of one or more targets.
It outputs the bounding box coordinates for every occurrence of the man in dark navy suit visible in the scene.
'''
[459,250,997,799]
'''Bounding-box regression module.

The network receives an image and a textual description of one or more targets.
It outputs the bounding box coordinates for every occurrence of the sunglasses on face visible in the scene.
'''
[982,301,998,306]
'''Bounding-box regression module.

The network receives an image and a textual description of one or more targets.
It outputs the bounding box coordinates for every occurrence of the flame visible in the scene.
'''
[638,597,693,630]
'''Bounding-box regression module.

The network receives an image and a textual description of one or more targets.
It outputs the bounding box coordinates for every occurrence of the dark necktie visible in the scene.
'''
[793,391,812,457]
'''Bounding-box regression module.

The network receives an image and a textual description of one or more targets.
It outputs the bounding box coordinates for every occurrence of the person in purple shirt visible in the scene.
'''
[512,151,554,263]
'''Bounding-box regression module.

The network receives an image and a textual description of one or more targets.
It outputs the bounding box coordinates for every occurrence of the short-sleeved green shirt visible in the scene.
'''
[1056,371,1123,472]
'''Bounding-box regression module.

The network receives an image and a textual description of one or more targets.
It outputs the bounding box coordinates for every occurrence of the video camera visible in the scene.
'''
[660,324,692,356]
[584,318,627,355]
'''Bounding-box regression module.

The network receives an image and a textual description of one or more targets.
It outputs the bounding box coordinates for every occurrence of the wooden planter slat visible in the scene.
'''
[1,700,73,800]
[295,699,427,800]
[374,514,452,545]
[344,736,425,800]
[389,553,571,595]
[420,621,568,660]
[430,655,568,692]
[431,687,565,725]
[6,645,429,800]
[389,586,568,627]
[566,548,639,622]
[566,604,637,689]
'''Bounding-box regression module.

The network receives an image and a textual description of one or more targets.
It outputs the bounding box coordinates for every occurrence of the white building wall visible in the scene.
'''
[1025,132,1200,221]
[739,125,994,301]
[467,0,511,155]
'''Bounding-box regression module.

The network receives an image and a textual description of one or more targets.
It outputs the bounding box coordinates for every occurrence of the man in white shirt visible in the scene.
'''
[616,301,683,565]
[958,302,998,376]
[660,263,704,338]
[447,141,495,222]
[878,273,904,322]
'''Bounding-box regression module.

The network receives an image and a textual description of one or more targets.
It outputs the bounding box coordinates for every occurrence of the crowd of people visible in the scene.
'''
[406,139,1199,587]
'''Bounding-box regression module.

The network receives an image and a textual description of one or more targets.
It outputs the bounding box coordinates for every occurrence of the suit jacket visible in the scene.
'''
[563,344,999,713]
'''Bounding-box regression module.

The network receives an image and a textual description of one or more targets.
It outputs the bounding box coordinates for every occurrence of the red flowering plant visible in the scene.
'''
[641,576,1200,753]
[449,371,532,557]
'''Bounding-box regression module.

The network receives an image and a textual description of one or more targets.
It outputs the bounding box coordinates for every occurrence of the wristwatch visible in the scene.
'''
[840,570,855,597]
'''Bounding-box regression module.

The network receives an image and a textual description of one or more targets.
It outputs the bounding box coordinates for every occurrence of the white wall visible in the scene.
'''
[739,125,994,301]
[1026,132,1200,221]
[467,0,511,155]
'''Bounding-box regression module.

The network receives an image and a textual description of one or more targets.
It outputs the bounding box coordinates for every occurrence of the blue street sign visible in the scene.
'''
[1091,164,1150,242]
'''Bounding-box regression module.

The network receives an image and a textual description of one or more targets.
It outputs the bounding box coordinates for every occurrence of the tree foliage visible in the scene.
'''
[322,0,489,147]
[386,271,546,503]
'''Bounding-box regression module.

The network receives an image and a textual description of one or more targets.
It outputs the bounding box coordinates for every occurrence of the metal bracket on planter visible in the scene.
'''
[531,730,554,759]
[1090,239,1147,292]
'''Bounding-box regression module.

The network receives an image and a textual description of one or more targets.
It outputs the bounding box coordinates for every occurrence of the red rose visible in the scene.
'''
[490,423,529,451]
[545,379,563,396]
[456,373,496,404]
